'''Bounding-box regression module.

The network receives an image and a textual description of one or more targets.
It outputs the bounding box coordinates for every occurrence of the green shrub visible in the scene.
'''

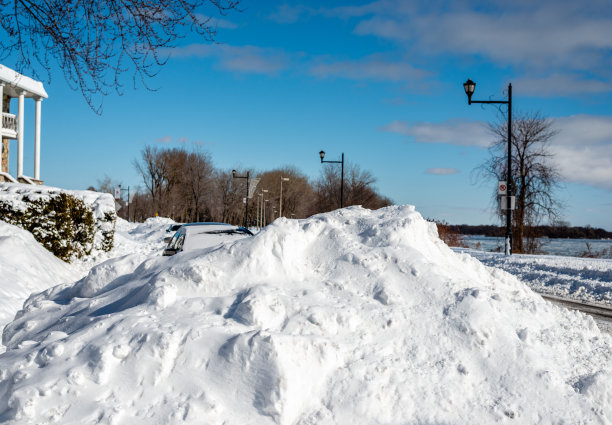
[0,193,101,262]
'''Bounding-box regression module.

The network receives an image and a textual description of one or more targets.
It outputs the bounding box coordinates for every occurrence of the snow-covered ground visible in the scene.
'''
[455,248,612,305]
[0,205,610,424]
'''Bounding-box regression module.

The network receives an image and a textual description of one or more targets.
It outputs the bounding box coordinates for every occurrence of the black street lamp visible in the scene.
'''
[463,78,513,255]
[319,150,344,208]
[117,184,131,222]
[232,169,250,228]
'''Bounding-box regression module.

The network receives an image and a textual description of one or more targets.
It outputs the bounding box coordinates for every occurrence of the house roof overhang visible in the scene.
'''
[0,64,48,99]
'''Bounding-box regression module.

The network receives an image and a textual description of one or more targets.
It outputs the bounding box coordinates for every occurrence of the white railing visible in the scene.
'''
[2,112,17,132]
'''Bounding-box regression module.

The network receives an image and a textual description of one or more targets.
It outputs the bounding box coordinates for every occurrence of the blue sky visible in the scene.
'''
[5,0,612,229]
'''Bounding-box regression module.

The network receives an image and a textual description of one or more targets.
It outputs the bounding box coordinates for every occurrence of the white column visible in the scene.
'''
[0,83,4,133]
[34,98,42,180]
[17,91,25,177]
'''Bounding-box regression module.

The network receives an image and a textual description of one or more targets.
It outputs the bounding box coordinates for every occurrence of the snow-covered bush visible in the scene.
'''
[0,183,116,262]
[0,192,95,261]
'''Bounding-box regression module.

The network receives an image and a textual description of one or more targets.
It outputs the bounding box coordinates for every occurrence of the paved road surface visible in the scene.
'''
[540,294,612,334]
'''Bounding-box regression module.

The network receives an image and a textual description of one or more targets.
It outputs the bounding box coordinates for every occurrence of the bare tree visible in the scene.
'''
[255,167,315,221]
[133,146,166,216]
[95,175,121,195]
[0,0,239,112]
[476,112,563,253]
[313,162,392,213]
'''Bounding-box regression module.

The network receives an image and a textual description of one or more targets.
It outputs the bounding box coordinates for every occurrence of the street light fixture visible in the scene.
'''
[116,185,131,222]
[279,176,290,218]
[463,78,513,255]
[232,169,251,228]
[258,189,268,229]
[319,150,344,208]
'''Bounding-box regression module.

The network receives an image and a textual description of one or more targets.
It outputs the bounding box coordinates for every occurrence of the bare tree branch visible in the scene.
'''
[0,0,240,113]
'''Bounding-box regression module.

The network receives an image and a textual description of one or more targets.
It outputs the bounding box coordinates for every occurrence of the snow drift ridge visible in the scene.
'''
[0,205,610,424]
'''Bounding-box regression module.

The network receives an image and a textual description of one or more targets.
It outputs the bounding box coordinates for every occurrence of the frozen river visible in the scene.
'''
[463,235,612,257]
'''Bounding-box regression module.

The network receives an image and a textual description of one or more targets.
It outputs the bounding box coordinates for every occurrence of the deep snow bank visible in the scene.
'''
[0,206,610,424]
[0,222,80,332]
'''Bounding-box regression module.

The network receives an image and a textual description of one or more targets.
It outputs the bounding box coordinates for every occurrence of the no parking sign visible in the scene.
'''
[498,181,507,195]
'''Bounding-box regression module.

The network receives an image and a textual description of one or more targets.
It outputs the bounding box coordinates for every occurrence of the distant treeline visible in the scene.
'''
[455,225,612,239]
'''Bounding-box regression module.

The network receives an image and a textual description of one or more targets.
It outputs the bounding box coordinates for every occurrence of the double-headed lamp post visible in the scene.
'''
[463,78,513,255]
[319,150,344,208]
[232,170,250,228]
[279,176,290,218]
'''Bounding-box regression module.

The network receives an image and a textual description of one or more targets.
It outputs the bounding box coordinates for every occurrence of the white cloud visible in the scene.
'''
[551,115,612,190]
[167,44,289,75]
[155,135,173,143]
[309,55,428,83]
[426,168,460,175]
[322,0,612,94]
[381,115,612,191]
[514,74,612,97]
[379,119,491,147]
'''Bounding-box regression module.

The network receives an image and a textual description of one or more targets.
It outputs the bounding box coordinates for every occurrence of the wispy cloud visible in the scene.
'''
[552,115,612,190]
[309,55,428,83]
[316,0,612,95]
[426,168,460,175]
[514,74,612,97]
[167,44,289,75]
[195,13,238,29]
[269,4,312,23]
[154,136,211,146]
[379,119,491,147]
[155,135,173,143]
[381,115,612,190]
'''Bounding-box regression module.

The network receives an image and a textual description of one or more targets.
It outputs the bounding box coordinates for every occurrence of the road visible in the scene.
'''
[540,294,612,334]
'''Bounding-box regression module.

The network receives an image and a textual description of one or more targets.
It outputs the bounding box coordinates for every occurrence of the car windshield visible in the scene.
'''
[198,229,251,236]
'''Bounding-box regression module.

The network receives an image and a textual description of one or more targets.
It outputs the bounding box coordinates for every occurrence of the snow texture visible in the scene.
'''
[458,249,612,304]
[0,205,610,424]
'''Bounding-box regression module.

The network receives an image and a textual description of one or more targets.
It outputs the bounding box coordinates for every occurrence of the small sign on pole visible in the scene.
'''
[498,181,507,196]
[248,178,260,199]
[499,196,516,210]
[114,187,121,199]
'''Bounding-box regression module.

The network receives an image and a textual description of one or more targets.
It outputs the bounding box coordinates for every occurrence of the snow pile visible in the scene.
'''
[0,221,79,333]
[0,182,115,221]
[458,249,612,304]
[0,206,610,424]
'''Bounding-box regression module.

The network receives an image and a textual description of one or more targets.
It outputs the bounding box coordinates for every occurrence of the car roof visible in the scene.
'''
[181,222,232,228]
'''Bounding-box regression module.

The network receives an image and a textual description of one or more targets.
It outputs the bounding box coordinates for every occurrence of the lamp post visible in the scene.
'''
[258,189,268,229]
[279,176,290,217]
[264,199,269,226]
[463,78,513,255]
[319,150,344,208]
[232,170,250,228]
[116,185,131,222]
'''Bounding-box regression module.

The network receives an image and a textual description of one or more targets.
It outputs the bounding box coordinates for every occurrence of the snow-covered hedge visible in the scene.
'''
[0,183,116,262]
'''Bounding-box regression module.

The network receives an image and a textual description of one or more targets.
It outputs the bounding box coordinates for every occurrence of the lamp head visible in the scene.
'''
[463,78,476,104]
[319,150,325,161]
[232,169,237,178]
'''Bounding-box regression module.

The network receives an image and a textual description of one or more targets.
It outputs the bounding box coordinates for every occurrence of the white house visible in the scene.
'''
[1,64,48,184]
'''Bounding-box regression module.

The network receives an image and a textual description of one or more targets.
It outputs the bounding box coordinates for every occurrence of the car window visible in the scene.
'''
[176,233,185,250]
[168,230,183,249]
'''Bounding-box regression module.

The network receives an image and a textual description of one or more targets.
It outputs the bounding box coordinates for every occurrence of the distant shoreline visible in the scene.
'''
[449,224,612,240]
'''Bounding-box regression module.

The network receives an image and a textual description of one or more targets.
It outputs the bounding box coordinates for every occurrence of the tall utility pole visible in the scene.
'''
[319,150,345,208]
[279,176,290,217]
[464,79,513,255]
[232,170,250,228]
